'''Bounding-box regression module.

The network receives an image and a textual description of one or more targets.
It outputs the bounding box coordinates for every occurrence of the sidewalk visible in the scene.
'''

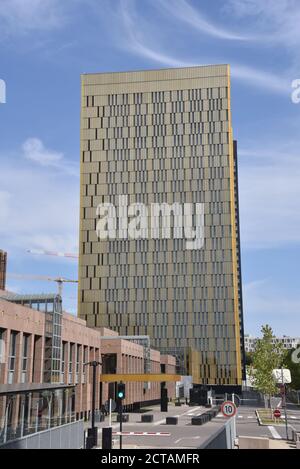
[269,440,296,450]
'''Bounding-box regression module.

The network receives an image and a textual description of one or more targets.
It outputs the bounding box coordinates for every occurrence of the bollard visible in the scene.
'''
[166,417,178,425]
[141,414,154,423]
[102,427,112,449]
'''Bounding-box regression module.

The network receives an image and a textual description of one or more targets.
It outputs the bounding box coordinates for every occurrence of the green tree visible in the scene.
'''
[245,352,254,366]
[249,325,285,409]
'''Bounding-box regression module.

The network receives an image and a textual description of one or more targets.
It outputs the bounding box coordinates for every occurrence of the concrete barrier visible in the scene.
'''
[192,407,220,426]
[166,417,178,425]
[117,414,129,423]
[141,414,154,423]
[192,416,204,426]
[239,436,270,449]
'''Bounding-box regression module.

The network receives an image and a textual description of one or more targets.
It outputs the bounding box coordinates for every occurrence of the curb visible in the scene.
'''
[255,409,263,426]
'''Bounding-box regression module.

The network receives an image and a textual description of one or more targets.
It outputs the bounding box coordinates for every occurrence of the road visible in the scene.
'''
[98,404,226,448]
[91,402,300,449]
[235,403,300,441]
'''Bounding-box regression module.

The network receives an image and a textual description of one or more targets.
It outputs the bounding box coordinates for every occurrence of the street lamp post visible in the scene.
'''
[85,360,102,449]
[281,367,289,441]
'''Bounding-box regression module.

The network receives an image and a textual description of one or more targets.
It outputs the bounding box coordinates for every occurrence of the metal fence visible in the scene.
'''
[212,390,264,408]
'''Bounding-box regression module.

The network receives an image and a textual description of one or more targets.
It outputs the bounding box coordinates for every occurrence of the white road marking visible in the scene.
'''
[154,418,167,426]
[154,406,201,425]
[175,436,201,444]
[268,426,282,440]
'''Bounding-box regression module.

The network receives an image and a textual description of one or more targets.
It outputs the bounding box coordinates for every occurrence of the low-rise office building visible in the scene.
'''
[0,291,176,435]
[244,334,300,353]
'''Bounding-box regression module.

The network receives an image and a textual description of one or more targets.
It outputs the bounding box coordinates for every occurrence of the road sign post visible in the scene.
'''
[109,399,111,428]
[84,360,102,448]
[104,399,116,428]
[281,368,289,441]
[221,400,237,445]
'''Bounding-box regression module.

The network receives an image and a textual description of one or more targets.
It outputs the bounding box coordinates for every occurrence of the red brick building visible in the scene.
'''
[0,292,176,424]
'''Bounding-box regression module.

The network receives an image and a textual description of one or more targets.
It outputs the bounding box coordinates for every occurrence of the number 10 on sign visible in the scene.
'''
[221,401,237,418]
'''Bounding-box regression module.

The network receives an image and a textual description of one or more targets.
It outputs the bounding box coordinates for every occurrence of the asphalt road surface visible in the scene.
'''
[91,402,300,449]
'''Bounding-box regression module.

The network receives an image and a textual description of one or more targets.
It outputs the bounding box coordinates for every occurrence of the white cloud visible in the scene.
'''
[118,0,290,96]
[23,138,63,166]
[238,144,300,249]
[226,0,300,65]
[232,64,289,95]
[0,141,79,255]
[121,5,194,69]
[0,0,66,34]
[156,0,250,41]
[22,137,79,176]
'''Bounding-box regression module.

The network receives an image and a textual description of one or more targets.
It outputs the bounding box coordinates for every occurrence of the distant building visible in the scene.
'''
[244,334,300,353]
[0,251,7,291]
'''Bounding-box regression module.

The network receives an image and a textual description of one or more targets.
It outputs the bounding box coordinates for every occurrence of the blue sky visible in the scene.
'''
[0,0,299,336]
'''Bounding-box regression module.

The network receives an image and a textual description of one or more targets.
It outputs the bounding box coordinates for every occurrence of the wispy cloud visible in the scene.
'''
[226,0,300,73]
[22,138,79,177]
[226,0,300,45]
[0,141,79,255]
[232,64,289,94]
[244,278,270,292]
[23,138,63,166]
[156,0,250,41]
[238,142,300,249]
[120,5,193,68]
[118,0,290,95]
[0,0,66,35]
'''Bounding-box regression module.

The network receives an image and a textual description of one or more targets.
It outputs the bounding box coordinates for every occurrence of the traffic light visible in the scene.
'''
[117,383,125,400]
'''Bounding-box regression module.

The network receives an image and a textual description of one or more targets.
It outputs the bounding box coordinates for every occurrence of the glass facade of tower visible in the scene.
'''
[1,293,63,384]
[78,65,244,385]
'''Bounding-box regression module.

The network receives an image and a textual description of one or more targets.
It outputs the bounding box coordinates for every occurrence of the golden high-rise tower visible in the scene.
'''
[78,65,245,385]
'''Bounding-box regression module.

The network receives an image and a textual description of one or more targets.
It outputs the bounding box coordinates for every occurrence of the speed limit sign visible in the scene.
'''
[221,400,237,418]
